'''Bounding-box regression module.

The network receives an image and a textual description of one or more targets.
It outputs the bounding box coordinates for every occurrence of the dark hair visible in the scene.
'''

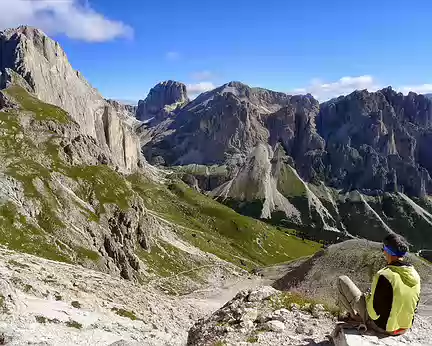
[383,233,409,255]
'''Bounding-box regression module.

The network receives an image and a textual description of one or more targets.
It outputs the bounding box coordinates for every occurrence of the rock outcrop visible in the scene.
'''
[332,326,431,346]
[142,82,301,166]
[0,26,140,171]
[210,144,302,222]
[187,284,432,346]
[317,88,432,197]
[136,80,188,122]
[106,99,138,120]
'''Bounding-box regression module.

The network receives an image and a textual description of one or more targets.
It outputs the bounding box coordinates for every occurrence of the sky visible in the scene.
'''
[1,0,432,103]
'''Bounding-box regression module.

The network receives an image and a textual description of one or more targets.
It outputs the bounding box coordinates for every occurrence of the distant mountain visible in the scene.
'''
[425,93,432,100]
[136,80,189,121]
[141,81,432,249]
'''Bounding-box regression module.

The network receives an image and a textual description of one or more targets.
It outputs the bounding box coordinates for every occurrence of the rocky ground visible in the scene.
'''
[0,246,250,346]
[0,240,431,346]
[187,286,432,346]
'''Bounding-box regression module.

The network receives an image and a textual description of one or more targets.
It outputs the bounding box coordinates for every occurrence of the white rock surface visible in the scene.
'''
[241,308,258,322]
[247,285,277,302]
[188,285,432,346]
[333,327,431,346]
[265,320,285,332]
[0,244,268,346]
[0,247,243,345]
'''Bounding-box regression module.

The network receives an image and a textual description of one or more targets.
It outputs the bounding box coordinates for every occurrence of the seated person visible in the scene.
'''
[337,234,421,335]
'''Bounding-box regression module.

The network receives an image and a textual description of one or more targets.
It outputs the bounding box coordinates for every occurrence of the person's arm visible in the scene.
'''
[372,275,393,330]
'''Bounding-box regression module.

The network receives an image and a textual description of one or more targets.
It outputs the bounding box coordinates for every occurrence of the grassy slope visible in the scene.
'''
[129,174,321,271]
[0,84,321,280]
[276,164,306,198]
[0,86,125,262]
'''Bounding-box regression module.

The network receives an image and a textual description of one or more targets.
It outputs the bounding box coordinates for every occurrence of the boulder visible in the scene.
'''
[265,320,285,333]
[332,325,430,346]
[240,308,258,322]
[247,286,278,302]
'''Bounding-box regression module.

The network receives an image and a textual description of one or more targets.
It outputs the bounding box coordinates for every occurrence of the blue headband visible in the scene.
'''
[384,245,407,257]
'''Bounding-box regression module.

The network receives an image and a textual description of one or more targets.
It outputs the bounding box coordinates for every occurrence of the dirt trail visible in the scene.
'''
[185,275,270,312]
[183,259,294,315]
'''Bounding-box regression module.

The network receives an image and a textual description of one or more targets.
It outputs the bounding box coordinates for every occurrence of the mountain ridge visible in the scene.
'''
[141,80,432,249]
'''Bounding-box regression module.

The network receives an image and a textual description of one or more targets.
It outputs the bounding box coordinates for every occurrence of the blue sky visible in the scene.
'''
[1,0,432,102]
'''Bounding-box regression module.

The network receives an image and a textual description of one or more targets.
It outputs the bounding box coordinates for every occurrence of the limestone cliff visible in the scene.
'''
[0,26,140,171]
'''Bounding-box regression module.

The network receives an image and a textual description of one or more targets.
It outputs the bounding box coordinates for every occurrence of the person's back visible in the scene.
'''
[337,233,421,335]
[367,257,420,334]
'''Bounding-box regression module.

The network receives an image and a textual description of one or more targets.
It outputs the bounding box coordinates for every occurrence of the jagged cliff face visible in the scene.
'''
[0,26,140,171]
[143,82,432,197]
[136,80,189,122]
[143,82,301,166]
[317,88,432,197]
[142,81,432,249]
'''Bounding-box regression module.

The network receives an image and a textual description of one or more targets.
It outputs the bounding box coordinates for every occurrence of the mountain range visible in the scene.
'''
[1,25,431,259]
[139,80,432,250]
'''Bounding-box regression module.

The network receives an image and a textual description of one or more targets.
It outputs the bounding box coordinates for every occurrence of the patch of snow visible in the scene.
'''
[142,116,154,124]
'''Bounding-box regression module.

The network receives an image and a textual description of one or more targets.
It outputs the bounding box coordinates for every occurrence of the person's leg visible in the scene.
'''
[337,276,368,322]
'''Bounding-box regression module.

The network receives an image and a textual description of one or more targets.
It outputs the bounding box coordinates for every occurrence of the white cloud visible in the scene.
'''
[165,51,180,61]
[191,70,214,81]
[396,84,432,95]
[115,99,138,106]
[0,0,133,42]
[187,82,216,97]
[293,76,432,101]
[293,75,380,101]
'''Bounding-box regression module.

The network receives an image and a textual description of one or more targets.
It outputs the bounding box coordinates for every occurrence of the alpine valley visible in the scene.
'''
[0,26,431,346]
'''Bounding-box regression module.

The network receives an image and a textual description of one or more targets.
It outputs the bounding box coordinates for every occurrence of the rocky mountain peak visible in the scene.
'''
[0,26,69,83]
[106,99,137,117]
[136,80,189,121]
[224,81,250,92]
[212,81,292,113]
[0,26,141,171]
[2,25,46,40]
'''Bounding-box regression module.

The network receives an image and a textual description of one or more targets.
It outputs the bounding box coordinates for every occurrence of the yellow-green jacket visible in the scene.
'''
[366,262,420,334]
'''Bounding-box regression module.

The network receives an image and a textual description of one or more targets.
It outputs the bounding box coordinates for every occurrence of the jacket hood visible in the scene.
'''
[388,265,421,287]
